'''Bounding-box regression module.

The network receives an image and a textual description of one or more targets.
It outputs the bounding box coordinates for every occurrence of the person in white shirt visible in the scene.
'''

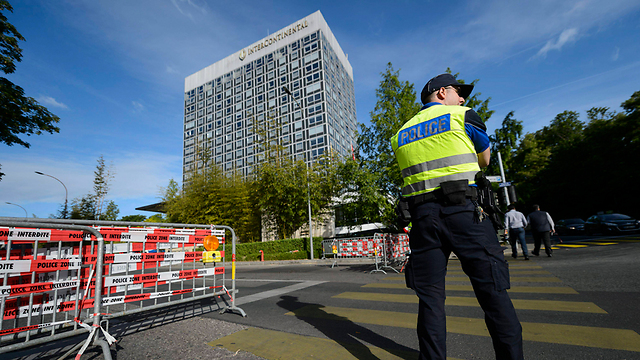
[504,204,529,260]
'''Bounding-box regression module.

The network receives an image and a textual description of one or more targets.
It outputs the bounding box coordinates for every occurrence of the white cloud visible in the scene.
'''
[37,95,68,109]
[612,47,620,61]
[170,0,208,21]
[536,28,580,58]
[166,65,180,74]
[132,101,145,112]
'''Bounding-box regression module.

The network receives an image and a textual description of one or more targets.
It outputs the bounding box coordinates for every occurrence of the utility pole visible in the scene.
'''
[497,152,510,206]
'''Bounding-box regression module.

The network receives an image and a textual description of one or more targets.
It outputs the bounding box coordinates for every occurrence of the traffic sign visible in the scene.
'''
[499,182,512,187]
[486,176,502,182]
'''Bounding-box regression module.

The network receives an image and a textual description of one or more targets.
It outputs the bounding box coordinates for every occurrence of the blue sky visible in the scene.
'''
[1,0,639,218]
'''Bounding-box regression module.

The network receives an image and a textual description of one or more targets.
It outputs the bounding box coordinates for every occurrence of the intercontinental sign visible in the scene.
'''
[239,20,309,61]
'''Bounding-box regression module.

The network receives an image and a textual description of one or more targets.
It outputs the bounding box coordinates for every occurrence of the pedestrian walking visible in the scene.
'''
[527,204,555,257]
[391,73,523,360]
[505,204,529,260]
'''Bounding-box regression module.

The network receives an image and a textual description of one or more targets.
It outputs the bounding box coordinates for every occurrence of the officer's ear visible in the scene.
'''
[436,87,447,101]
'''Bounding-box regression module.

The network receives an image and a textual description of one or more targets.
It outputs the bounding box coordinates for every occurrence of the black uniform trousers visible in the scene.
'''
[406,199,524,360]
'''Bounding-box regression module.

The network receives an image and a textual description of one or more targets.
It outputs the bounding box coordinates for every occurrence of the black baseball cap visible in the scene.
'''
[421,73,474,104]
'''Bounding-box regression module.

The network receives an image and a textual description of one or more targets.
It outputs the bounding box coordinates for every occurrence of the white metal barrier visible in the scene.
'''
[322,233,409,273]
[0,217,245,359]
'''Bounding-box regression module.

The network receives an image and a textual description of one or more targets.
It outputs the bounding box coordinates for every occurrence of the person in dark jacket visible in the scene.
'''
[527,204,555,257]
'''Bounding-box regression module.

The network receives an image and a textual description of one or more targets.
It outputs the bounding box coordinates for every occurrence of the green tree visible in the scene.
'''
[335,158,394,228]
[510,133,551,187]
[537,111,584,150]
[70,156,119,220]
[488,111,523,178]
[93,155,114,219]
[0,1,60,149]
[120,214,147,222]
[70,194,96,220]
[358,62,421,199]
[145,214,165,223]
[163,165,261,243]
[101,200,119,221]
[256,158,310,239]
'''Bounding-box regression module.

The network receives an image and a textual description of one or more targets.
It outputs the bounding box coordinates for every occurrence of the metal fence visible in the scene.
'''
[322,233,410,273]
[0,217,245,359]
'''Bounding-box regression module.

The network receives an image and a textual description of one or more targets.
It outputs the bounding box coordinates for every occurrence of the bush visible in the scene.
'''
[233,236,323,261]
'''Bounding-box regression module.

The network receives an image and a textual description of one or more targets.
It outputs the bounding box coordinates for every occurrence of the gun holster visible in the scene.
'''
[396,198,411,229]
[440,179,469,206]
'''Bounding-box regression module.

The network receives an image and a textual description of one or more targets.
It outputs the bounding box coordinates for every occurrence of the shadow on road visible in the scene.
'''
[5,297,226,360]
[276,295,417,360]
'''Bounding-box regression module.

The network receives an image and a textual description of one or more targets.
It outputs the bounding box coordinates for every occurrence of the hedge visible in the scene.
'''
[233,237,324,261]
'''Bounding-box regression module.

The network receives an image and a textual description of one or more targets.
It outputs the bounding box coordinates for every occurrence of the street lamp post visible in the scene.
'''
[6,202,28,218]
[35,171,69,219]
[283,86,314,260]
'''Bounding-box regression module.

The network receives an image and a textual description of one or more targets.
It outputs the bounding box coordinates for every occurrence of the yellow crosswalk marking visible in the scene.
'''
[286,306,640,352]
[448,264,543,269]
[363,283,579,294]
[599,239,640,242]
[333,292,606,313]
[209,327,425,360]
[572,242,618,245]
[554,244,588,248]
[448,270,551,275]
[445,276,562,283]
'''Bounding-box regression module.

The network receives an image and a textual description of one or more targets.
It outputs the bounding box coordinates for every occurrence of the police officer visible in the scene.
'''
[391,73,524,360]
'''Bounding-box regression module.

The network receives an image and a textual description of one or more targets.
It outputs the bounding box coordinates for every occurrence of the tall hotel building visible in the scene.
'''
[183,11,357,182]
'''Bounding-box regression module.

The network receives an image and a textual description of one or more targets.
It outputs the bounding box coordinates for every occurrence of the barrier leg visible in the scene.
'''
[93,338,114,360]
[370,246,386,274]
[56,339,86,360]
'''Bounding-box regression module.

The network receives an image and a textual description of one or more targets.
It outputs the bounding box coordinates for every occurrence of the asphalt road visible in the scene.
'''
[5,234,640,360]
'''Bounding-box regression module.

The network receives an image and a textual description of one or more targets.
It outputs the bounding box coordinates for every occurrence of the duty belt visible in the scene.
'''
[406,186,478,208]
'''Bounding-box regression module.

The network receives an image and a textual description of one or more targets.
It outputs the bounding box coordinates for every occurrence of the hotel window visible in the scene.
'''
[308,124,324,138]
[309,114,323,126]
[305,62,320,73]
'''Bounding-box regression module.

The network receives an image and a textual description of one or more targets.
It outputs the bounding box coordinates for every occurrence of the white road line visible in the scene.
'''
[234,281,327,306]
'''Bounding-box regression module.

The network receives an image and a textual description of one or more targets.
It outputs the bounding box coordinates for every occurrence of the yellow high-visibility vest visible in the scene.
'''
[391,105,480,198]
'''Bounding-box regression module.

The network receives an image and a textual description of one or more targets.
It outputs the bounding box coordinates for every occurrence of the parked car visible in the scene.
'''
[555,218,585,235]
[584,213,640,235]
